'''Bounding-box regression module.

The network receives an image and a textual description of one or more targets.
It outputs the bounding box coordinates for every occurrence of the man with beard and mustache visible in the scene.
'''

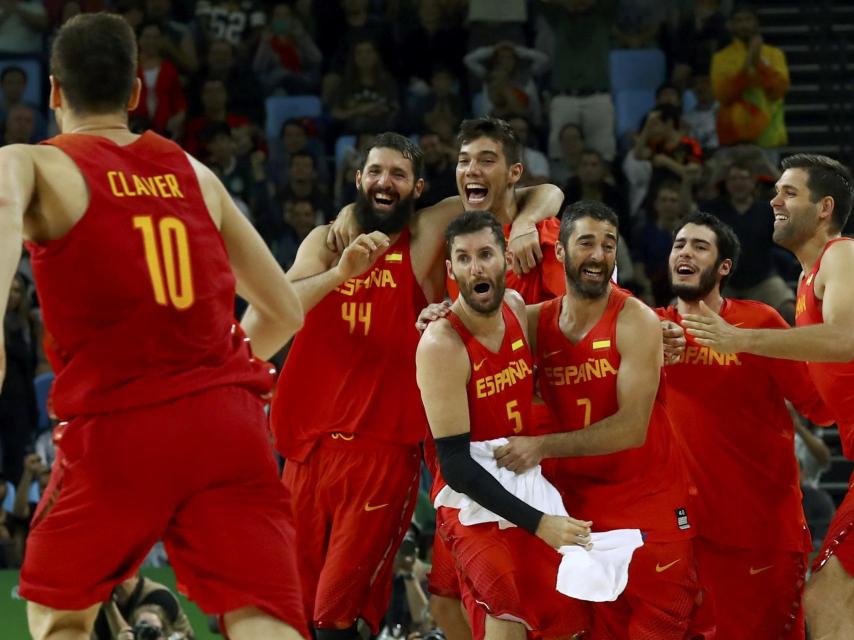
[682,154,854,638]
[659,211,832,640]
[416,210,593,640]
[270,132,562,640]
[492,201,699,639]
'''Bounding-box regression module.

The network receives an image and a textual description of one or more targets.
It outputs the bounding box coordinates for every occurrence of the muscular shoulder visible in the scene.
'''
[819,238,854,279]
[618,296,661,338]
[186,152,225,227]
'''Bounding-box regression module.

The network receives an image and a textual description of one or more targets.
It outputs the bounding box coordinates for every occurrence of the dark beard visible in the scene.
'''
[457,277,506,315]
[565,259,613,300]
[354,187,416,235]
[669,264,719,302]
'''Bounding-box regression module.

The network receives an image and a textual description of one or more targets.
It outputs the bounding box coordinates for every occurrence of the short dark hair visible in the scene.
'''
[559,122,583,141]
[457,117,522,166]
[673,211,741,289]
[0,66,26,83]
[360,132,424,179]
[200,122,232,143]
[780,153,854,232]
[559,201,619,246]
[50,13,137,115]
[445,210,506,256]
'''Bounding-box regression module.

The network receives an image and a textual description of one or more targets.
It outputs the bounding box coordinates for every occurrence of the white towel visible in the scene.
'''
[434,438,643,602]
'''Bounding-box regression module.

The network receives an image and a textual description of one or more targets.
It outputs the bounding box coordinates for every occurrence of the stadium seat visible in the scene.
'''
[614,89,656,138]
[0,58,42,108]
[609,49,666,92]
[33,371,54,432]
[264,95,323,141]
[335,134,357,170]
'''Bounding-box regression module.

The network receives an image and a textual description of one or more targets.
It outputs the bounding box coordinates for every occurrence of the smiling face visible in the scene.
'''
[354,146,423,234]
[557,216,617,300]
[447,227,508,315]
[456,136,521,213]
[770,168,821,251]
[669,223,729,301]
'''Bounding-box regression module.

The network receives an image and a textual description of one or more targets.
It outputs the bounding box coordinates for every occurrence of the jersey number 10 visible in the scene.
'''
[133,215,195,310]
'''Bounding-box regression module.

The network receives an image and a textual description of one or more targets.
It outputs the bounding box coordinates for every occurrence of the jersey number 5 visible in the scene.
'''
[133,215,195,310]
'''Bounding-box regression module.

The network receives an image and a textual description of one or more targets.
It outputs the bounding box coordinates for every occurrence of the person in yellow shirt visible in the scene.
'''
[711,5,789,148]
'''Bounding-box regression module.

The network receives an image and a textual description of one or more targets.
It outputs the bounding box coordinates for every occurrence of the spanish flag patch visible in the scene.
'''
[384,252,403,263]
[511,339,524,351]
[592,339,611,350]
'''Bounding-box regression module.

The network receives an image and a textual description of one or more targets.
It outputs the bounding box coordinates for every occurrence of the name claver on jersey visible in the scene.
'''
[475,358,532,398]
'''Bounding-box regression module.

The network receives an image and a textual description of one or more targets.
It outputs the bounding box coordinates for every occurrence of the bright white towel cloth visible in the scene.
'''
[434,438,644,602]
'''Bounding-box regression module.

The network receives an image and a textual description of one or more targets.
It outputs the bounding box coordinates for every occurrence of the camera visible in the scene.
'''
[132,621,164,640]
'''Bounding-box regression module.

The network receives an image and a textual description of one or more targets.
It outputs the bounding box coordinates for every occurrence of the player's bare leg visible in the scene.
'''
[429,595,472,640]
[224,606,305,640]
[804,556,854,639]
[484,615,526,640]
[27,602,100,640]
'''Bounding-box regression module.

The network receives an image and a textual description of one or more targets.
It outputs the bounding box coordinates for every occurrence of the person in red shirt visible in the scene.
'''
[0,13,305,640]
[416,211,592,640]
[272,134,561,640]
[494,201,698,639]
[661,211,833,639]
[683,154,854,639]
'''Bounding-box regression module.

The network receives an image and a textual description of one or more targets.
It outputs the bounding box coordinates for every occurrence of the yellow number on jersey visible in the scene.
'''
[577,397,592,427]
[133,215,195,310]
[341,301,372,335]
[506,399,523,434]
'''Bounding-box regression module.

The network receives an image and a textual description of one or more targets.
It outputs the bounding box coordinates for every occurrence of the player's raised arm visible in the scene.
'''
[0,145,35,387]
[684,240,854,362]
[287,226,391,313]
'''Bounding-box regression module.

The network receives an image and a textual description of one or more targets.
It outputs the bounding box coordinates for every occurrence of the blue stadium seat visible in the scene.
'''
[609,49,666,92]
[614,89,656,138]
[0,58,42,108]
[264,95,323,141]
[33,371,54,432]
[335,134,357,170]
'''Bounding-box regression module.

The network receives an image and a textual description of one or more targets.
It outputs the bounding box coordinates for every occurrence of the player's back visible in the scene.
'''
[25,131,273,418]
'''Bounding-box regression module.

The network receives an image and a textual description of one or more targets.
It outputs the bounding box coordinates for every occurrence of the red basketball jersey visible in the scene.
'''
[446,218,565,305]
[660,299,832,552]
[431,304,535,498]
[271,228,429,461]
[25,132,274,418]
[796,237,854,460]
[537,287,693,542]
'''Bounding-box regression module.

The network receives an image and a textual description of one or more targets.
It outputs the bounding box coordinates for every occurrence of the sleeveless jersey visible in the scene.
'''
[537,287,693,542]
[272,228,429,461]
[660,299,831,551]
[796,237,854,460]
[24,132,273,418]
[431,303,535,498]
[446,218,565,305]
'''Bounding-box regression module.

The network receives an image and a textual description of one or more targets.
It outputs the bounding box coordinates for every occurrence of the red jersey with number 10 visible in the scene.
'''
[536,287,693,542]
[24,132,275,419]
[796,237,854,460]
[431,303,534,499]
[272,228,429,462]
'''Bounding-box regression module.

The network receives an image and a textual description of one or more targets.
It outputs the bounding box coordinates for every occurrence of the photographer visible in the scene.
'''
[384,525,433,639]
[95,575,194,640]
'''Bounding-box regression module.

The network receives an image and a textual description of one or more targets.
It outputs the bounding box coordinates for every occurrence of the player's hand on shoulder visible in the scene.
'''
[494,436,544,473]
[337,231,390,280]
[661,319,686,365]
[508,226,543,275]
[535,514,593,550]
[326,203,361,253]
[416,300,452,333]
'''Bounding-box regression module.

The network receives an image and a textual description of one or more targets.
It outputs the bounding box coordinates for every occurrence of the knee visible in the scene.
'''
[27,602,99,640]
